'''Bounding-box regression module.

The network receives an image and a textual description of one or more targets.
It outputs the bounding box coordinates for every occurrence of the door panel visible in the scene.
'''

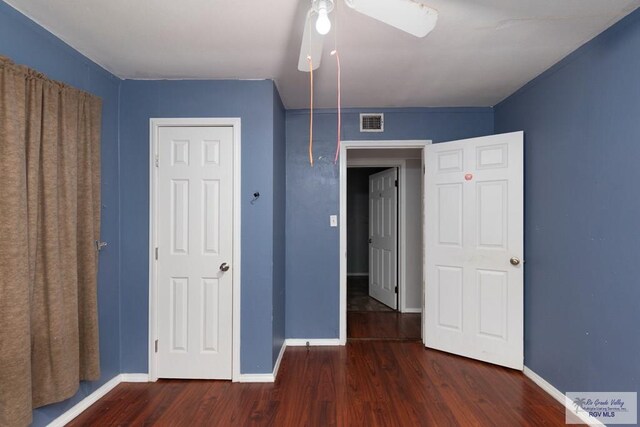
[437,184,463,246]
[477,180,507,248]
[369,168,398,309]
[170,277,189,352]
[424,132,523,370]
[157,126,233,379]
[436,266,463,330]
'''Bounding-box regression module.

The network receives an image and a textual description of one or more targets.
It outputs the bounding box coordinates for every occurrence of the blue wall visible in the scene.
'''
[285,108,494,338]
[0,2,122,425]
[118,79,284,374]
[6,0,639,421]
[495,9,640,397]
[272,86,287,365]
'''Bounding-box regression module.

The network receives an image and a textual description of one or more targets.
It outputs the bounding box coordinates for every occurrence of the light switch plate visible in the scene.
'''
[330,215,338,227]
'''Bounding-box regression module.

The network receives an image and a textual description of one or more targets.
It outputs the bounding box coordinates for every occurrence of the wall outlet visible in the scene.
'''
[330,215,338,227]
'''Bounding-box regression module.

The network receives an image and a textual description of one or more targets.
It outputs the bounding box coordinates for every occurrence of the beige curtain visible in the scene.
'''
[0,56,101,426]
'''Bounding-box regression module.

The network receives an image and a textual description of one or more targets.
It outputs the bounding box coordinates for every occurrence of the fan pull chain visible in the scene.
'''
[307,55,314,167]
[331,50,341,164]
[332,0,341,164]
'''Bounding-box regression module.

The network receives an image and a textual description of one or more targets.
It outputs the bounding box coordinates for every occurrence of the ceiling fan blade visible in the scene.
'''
[344,0,438,38]
[298,9,325,72]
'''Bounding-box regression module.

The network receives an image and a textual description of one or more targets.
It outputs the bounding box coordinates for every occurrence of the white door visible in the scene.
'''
[156,126,234,379]
[369,168,398,309]
[424,132,523,370]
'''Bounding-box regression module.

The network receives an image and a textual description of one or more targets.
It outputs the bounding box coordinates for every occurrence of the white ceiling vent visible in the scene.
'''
[360,113,384,132]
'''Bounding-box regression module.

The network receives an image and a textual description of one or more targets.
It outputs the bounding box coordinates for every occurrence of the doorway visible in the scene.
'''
[348,166,418,339]
[341,143,429,342]
[339,133,524,371]
[346,166,388,311]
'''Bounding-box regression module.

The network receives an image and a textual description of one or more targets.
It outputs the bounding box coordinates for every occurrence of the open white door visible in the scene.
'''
[424,132,523,370]
[369,168,398,309]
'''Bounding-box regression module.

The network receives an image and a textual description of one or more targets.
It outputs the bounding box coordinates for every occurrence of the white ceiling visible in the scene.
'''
[5,0,639,109]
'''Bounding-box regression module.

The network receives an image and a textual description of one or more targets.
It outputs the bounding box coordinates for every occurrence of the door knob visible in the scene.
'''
[220,263,230,272]
[510,257,521,266]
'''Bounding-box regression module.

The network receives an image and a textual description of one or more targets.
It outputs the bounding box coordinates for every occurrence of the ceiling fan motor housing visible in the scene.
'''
[312,0,335,14]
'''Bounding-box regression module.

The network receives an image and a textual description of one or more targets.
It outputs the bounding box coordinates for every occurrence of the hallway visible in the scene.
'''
[347,276,421,341]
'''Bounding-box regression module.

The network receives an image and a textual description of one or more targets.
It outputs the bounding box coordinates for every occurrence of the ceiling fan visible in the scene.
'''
[297,0,439,72]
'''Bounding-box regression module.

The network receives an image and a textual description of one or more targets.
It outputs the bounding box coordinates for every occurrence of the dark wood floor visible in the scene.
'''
[70,278,568,426]
[348,311,421,340]
[347,276,421,341]
[69,341,569,426]
[347,276,393,312]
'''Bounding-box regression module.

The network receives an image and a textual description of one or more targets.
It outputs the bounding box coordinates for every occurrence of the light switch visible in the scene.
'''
[330,215,338,227]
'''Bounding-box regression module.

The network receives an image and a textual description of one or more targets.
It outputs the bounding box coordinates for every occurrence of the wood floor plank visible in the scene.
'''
[68,342,571,426]
[347,312,421,340]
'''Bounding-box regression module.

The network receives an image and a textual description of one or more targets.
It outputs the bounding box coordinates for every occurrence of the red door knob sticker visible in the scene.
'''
[465,173,473,181]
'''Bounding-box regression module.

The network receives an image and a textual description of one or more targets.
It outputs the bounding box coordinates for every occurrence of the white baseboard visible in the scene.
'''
[47,373,149,427]
[285,338,341,346]
[402,308,422,313]
[120,373,149,383]
[237,339,341,382]
[347,273,368,277]
[523,366,605,426]
[237,373,275,383]
[238,342,286,383]
[272,341,286,379]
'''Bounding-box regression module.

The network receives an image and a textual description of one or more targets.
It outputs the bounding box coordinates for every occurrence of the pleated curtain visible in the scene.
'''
[0,56,101,426]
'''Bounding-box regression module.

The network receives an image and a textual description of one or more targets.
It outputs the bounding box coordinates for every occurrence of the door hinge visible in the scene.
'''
[394,179,398,187]
[155,155,159,167]
[423,165,425,174]
[154,339,158,353]
[395,286,398,294]
[155,247,158,260]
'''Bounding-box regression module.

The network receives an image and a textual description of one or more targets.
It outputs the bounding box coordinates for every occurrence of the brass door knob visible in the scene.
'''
[220,263,230,272]
[510,257,521,266]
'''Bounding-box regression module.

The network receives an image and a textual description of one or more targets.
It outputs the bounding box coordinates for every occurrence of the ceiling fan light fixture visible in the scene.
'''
[313,0,334,35]
[316,8,331,34]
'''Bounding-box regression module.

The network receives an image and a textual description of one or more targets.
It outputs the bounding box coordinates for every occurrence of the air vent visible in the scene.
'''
[360,113,384,132]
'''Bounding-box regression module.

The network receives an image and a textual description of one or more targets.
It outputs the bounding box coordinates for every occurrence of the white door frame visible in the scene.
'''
[148,118,242,381]
[339,140,431,344]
